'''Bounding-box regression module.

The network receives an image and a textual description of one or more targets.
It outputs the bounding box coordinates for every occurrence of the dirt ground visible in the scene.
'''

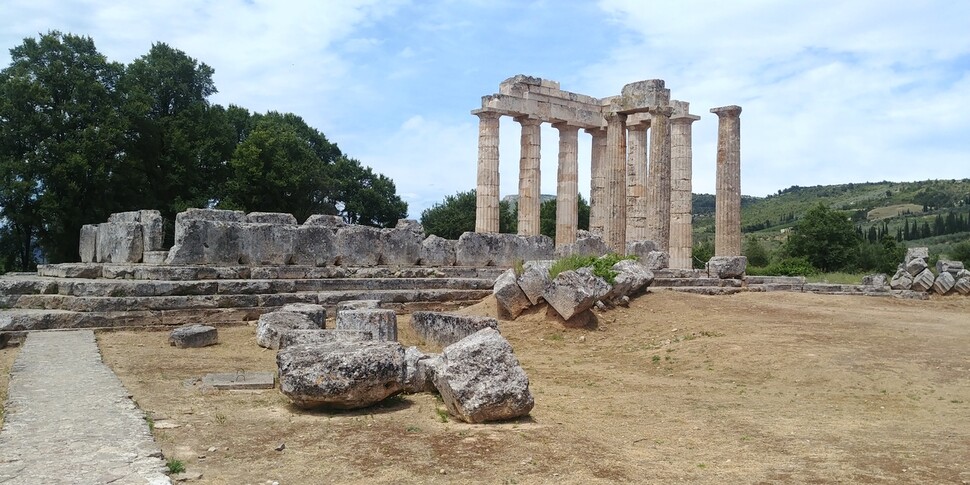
[0,343,18,428]
[95,291,970,484]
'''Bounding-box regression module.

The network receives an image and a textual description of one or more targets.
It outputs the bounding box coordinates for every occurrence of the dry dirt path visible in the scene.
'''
[0,330,170,484]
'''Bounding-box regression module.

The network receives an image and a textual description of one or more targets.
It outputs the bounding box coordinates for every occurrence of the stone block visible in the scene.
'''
[455,232,497,266]
[707,256,747,279]
[168,324,218,348]
[240,223,296,265]
[96,223,144,263]
[556,230,610,258]
[493,269,531,320]
[936,259,965,275]
[380,220,424,266]
[432,328,534,423]
[642,251,670,271]
[616,79,669,113]
[932,272,956,295]
[202,372,275,390]
[180,208,247,222]
[890,269,913,290]
[403,346,437,393]
[166,216,245,265]
[958,269,970,280]
[455,232,553,267]
[79,224,98,263]
[419,235,456,267]
[543,267,611,321]
[335,309,398,341]
[246,211,297,224]
[517,260,554,305]
[335,225,382,266]
[911,268,935,292]
[277,303,326,328]
[862,274,888,287]
[107,211,140,223]
[336,300,381,313]
[906,257,929,276]
[625,240,658,260]
[277,340,405,409]
[292,225,337,267]
[606,259,654,300]
[139,210,165,251]
[277,329,372,349]
[905,247,929,263]
[954,277,970,296]
[256,312,319,349]
[142,251,168,265]
[410,311,499,347]
[303,214,345,228]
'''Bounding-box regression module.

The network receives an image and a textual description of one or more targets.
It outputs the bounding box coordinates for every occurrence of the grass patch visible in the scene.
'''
[549,253,637,284]
[805,272,866,284]
[166,457,185,474]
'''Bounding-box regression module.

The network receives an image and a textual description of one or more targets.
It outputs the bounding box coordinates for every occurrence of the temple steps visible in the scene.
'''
[651,277,742,288]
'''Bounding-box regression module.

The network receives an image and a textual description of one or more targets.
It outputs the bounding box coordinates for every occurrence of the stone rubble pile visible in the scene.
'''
[889,247,969,296]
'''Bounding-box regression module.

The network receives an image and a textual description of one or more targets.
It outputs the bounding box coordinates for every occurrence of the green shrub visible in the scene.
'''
[750,256,817,276]
[948,241,970,266]
[548,253,635,284]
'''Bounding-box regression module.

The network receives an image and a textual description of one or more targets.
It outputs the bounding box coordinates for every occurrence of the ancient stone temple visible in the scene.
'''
[472,75,737,268]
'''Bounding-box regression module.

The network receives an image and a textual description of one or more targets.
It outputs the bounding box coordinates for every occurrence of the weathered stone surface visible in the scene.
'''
[707,256,747,279]
[292,225,337,267]
[142,251,168,265]
[911,268,936,292]
[455,232,496,266]
[932,272,956,295]
[556,230,610,258]
[107,211,140,223]
[303,214,345,228]
[936,259,965,275]
[862,274,889,287]
[410,311,499,347]
[493,269,531,320]
[277,340,405,409]
[890,269,913,290]
[240,223,296,265]
[79,224,98,263]
[455,232,554,267]
[139,210,165,251]
[641,250,670,271]
[958,269,970,280]
[277,303,327,328]
[905,247,929,262]
[543,267,611,321]
[335,309,398,341]
[256,312,319,349]
[432,328,534,423]
[166,217,244,265]
[168,324,218,348]
[96,223,144,263]
[277,329,372,349]
[202,372,274,390]
[954,277,970,296]
[403,346,437,393]
[380,220,424,266]
[906,257,929,276]
[336,300,381,312]
[515,234,556,264]
[246,211,297,224]
[419,235,456,267]
[335,225,382,266]
[625,240,658,261]
[606,259,654,300]
[180,208,246,222]
[517,260,553,305]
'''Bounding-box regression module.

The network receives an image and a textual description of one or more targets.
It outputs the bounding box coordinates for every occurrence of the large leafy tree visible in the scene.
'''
[330,156,407,227]
[786,203,861,272]
[0,31,129,267]
[538,194,590,239]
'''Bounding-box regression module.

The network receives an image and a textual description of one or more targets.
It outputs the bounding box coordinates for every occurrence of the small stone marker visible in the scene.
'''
[169,325,218,348]
[202,372,275,390]
[335,309,398,341]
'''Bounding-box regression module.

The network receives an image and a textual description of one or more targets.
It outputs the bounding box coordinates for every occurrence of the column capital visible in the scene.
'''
[584,126,607,137]
[604,112,627,124]
[671,114,701,124]
[514,115,543,127]
[647,106,674,117]
[710,105,742,117]
[626,120,649,131]
[472,109,502,121]
[552,122,581,133]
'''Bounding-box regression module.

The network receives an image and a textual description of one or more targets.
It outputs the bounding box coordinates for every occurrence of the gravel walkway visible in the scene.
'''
[0,330,170,484]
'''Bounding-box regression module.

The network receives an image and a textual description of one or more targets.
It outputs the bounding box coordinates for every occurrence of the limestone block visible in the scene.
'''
[256,312,319,350]
[139,210,165,251]
[958,269,970,280]
[277,329,372,350]
[626,239,659,260]
[277,340,405,409]
[517,260,554,305]
[166,216,245,265]
[556,230,610,258]
[455,232,553,267]
[240,223,296,265]
[246,211,297,224]
[605,259,654,301]
[292,225,337,267]
[304,214,345,228]
[419,235,456,267]
[890,269,913,290]
[905,247,929,263]
[455,232,501,266]
[616,79,669,113]
[432,328,534,423]
[932,271,956,295]
[493,269,531,320]
[142,251,168,265]
[336,300,381,313]
[513,235,555,266]
[277,303,327,328]
[107,211,140,223]
[380,220,424,266]
[180,208,247,222]
[403,346,437,393]
[409,311,499,347]
[543,267,611,321]
[168,324,218,348]
[335,225,382,266]
[906,257,929,276]
[954,277,970,296]
[79,224,98,263]
[862,274,889,287]
[335,309,398,341]
[642,251,670,271]
[911,268,936,292]
[96,223,144,263]
[707,256,747,279]
[936,259,965,275]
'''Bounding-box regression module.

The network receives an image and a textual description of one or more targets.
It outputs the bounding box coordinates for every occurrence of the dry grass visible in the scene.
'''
[96,292,970,484]
[867,203,923,220]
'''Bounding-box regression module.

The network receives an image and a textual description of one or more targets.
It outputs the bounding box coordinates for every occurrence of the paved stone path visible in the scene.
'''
[0,330,170,484]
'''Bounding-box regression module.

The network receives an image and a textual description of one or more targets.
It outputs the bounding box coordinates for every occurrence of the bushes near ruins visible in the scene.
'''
[548,253,636,285]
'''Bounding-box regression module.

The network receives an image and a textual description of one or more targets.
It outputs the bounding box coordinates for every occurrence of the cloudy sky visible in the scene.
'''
[3,0,968,218]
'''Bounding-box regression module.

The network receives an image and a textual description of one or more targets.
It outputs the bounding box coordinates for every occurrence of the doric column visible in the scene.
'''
[669,102,701,269]
[554,123,580,247]
[645,106,673,251]
[603,112,627,253]
[474,110,501,233]
[516,116,542,237]
[585,127,608,236]
[712,105,742,257]
[625,120,650,243]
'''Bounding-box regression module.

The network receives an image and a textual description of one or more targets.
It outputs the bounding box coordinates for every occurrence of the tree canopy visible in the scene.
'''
[0,32,407,270]
[785,203,862,272]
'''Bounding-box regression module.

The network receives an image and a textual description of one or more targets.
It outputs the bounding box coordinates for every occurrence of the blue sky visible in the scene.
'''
[2,0,968,218]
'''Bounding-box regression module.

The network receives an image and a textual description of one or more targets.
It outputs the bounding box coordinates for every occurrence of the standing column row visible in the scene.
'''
[712,105,743,257]
[669,102,700,269]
